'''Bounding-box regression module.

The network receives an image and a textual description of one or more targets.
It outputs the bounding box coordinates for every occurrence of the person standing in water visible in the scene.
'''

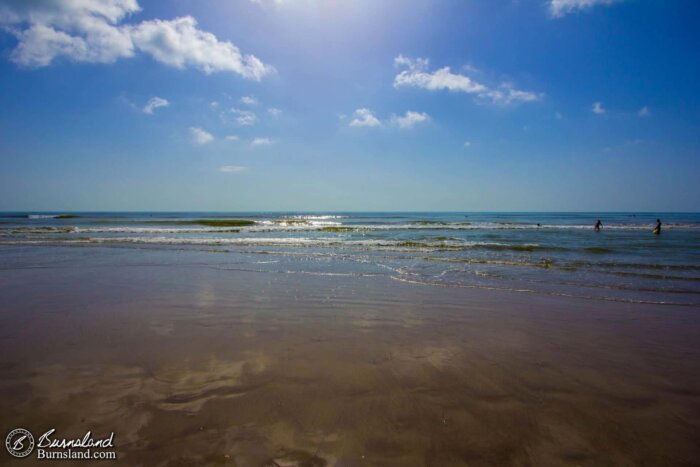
[594,219,602,231]
[653,218,662,235]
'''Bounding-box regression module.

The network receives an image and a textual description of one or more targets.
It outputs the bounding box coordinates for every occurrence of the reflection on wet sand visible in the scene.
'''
[1,255,700,466]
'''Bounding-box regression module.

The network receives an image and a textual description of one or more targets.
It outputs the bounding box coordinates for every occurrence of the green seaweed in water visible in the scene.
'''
[412,220,449,225]
[191,220,256,227]
[143,219,256,227]
[320,226,354,232]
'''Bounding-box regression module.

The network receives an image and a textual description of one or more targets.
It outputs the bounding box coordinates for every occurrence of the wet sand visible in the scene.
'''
[1,249,700,466]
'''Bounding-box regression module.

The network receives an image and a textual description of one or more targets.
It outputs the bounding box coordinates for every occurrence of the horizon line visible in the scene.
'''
[2,210,699,214]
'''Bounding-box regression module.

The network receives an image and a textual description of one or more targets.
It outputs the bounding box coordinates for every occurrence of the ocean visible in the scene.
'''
[1,211,699,306]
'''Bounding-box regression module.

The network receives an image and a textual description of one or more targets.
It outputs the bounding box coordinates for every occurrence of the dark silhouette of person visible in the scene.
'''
[653,218,662,235]
[594,219,602,231]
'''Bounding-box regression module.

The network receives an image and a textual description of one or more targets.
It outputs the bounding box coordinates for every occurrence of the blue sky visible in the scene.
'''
[0,0,698,211]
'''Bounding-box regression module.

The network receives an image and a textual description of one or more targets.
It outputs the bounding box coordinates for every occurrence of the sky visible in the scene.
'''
[0,0,699,212]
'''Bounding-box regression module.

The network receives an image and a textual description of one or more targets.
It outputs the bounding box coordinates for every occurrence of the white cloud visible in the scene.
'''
[231,108,258,126]
[393,55,540,105]
[638,106,651,117]
[394,55,486,93]
[251,137,273,146]
[391,110,430,129]
[349,108,381,128]
[268,107,282,118]
[225,135,240,141]
[240,95,258,105]
[189,126,213,144]
[464,141,472,147]
[592,101,605,114]
[209,101,219,109]
[347,108,431,129]
[142,96,169,114]
[0,0,273,80]
[1,0,137,67]
[219,165,245,173]
[549,0,622,17]
[130,16,272,79]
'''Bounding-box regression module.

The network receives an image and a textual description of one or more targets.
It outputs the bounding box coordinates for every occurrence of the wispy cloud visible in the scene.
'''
[249,0,287,7]
[268,107,282,118]
[240,95,258,106]
[393,55,540,105]
[219,165,246,173]
[549,0,623,17]
[251,137,273,146]
[225,135,240,141]
[592,101,605,114]
[483,83,540,105]
[391,110,430,129]
[638,106,651,117]
[464,141,472,147]
[231,108,258,126]
[142,96,169,114]
[189,127,213,144]
[349,108,381,127]
[0,0,274,80]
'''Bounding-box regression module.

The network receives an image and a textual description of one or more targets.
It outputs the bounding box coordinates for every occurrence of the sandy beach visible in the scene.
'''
[1,246,699,466]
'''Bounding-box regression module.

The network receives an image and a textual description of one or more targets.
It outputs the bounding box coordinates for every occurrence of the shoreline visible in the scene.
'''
[1,243,698,308]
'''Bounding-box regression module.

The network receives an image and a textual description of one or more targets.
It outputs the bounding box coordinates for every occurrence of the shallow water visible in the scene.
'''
[1,211,699,305]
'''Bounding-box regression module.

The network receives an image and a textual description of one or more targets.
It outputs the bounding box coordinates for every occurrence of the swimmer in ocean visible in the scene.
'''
[653,218,662,235]
[594,219,602,231]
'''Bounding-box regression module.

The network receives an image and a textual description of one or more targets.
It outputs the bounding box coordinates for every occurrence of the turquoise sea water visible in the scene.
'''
[1,212,699,306]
